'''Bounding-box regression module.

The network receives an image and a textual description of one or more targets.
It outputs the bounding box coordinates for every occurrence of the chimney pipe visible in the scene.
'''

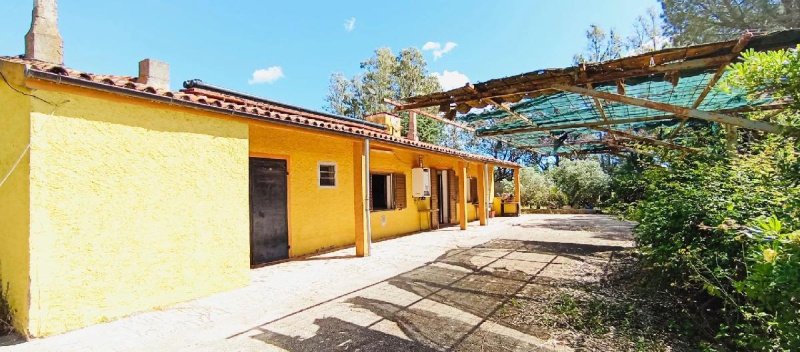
[138,59,170,91]
[25,0,64,65]
[407,111,419,141]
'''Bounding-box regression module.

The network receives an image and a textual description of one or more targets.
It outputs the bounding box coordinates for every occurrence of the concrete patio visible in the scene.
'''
[1,214,634,352]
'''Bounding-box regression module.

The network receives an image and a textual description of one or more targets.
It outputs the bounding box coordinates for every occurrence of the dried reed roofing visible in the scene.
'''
[395,30,800,155]
[0,56,518,167]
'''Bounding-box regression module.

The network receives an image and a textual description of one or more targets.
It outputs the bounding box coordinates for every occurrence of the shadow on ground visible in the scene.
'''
[517,216,635,241]
[246,221,633,351]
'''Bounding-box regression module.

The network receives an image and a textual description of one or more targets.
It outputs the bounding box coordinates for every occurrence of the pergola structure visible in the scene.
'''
[390,30,800,157]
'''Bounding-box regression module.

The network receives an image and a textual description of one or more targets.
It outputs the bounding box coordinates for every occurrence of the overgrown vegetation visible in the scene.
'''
[1,270,14,337]
[601,46,800,350]
[497,160,610,209]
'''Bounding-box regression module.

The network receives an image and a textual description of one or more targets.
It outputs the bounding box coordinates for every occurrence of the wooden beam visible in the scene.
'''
[552,84,799,136]
[525,139,615,149]
[397,55,738,110]
[464,83,535,125]
[384,98,475,132]
[477,115,677,136]
[693,32,753,109]
[592,127,699,153]
[587,82,616,141]
[667,32,753,141]
[484,98,534,125]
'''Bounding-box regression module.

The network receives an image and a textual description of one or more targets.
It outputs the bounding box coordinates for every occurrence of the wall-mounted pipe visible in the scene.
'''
[364,138,372,255]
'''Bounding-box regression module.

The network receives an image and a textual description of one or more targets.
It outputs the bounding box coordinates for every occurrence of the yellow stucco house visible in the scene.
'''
[0,0,522,338]
[0,50,519,337]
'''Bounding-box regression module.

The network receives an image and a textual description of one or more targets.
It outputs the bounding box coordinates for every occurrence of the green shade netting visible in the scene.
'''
[464,68,773,147]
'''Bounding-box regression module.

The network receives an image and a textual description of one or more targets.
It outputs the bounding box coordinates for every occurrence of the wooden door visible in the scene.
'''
[448,170,458,224]
[430,168,439,228]
[249,158,289,265]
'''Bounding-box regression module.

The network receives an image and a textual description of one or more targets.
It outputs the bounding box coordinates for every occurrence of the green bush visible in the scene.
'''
[518,168,569,208]
[630,135,800,350]
[549,159,610,208]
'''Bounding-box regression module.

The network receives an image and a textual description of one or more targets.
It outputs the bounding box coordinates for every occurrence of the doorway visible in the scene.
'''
[249,157,289,265]
[437,170,449,224]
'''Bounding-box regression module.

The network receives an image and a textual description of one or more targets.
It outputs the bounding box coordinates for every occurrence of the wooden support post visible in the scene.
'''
[552,83,799,136]
[458,162,468,230]
[477,164,487,226]
[513,167,522,217]
[353,139,371,257]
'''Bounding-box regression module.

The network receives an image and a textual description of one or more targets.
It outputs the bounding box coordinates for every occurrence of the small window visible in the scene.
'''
[319,162,336,187]
[370,173,393,211]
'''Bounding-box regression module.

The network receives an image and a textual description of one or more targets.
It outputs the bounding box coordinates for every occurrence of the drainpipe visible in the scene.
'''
[364,138,372,255]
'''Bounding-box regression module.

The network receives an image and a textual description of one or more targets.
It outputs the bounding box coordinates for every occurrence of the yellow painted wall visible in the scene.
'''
[0,61,31,333]
[369,148,431,239]
[249,125,357,257]
[25,88,250,336]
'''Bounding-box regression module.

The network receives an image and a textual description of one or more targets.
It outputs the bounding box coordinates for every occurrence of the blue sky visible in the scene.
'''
[0,0,659,110]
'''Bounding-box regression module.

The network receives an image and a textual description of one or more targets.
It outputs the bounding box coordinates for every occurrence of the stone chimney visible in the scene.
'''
[138,59,170,91]
[25,0,64,64]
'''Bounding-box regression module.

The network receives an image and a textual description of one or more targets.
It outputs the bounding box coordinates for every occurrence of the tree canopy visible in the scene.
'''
[325,48,444,144]
[660,0,800,45]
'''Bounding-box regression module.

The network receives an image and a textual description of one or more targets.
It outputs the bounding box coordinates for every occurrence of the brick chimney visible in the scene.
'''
[25,0,64,64]
[406,111,419,141]
[138,59,170,91]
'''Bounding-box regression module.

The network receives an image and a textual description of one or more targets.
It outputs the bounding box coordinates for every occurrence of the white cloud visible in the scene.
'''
[344,17,356,32]
[422,41,458,60]
[248,66,284,85]
[432,70,470,91]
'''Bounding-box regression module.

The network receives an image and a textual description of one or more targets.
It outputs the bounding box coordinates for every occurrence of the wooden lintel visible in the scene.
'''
[552,84,798,136]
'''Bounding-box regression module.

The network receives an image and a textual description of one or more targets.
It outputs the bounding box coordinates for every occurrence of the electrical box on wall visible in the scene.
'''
[411,168,431,198]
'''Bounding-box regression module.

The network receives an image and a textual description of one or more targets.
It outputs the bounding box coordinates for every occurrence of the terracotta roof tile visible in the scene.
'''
[0,55,518,167]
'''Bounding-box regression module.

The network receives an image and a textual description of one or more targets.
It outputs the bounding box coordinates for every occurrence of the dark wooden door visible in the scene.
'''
[249,158,289,265]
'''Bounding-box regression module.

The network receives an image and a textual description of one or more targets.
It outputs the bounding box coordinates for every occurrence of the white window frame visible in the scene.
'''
[318,161,337,188]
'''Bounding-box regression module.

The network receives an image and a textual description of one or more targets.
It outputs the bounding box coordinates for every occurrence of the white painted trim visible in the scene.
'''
[317,161,337,188]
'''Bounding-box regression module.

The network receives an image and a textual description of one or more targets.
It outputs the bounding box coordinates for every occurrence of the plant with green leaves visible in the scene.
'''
[548,159,610,208]
[325,48,444,144]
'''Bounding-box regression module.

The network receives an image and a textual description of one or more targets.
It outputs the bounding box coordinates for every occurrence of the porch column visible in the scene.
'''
[513,167,522,217]
[353,139,371,256]
[458,161,468,230]
[477,164,488,226]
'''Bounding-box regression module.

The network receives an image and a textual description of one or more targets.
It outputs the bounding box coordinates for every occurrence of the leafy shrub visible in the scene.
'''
[630,135,800,350]
[549,159,610,208]
[518,168,569,208]
[494,179,514,198]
